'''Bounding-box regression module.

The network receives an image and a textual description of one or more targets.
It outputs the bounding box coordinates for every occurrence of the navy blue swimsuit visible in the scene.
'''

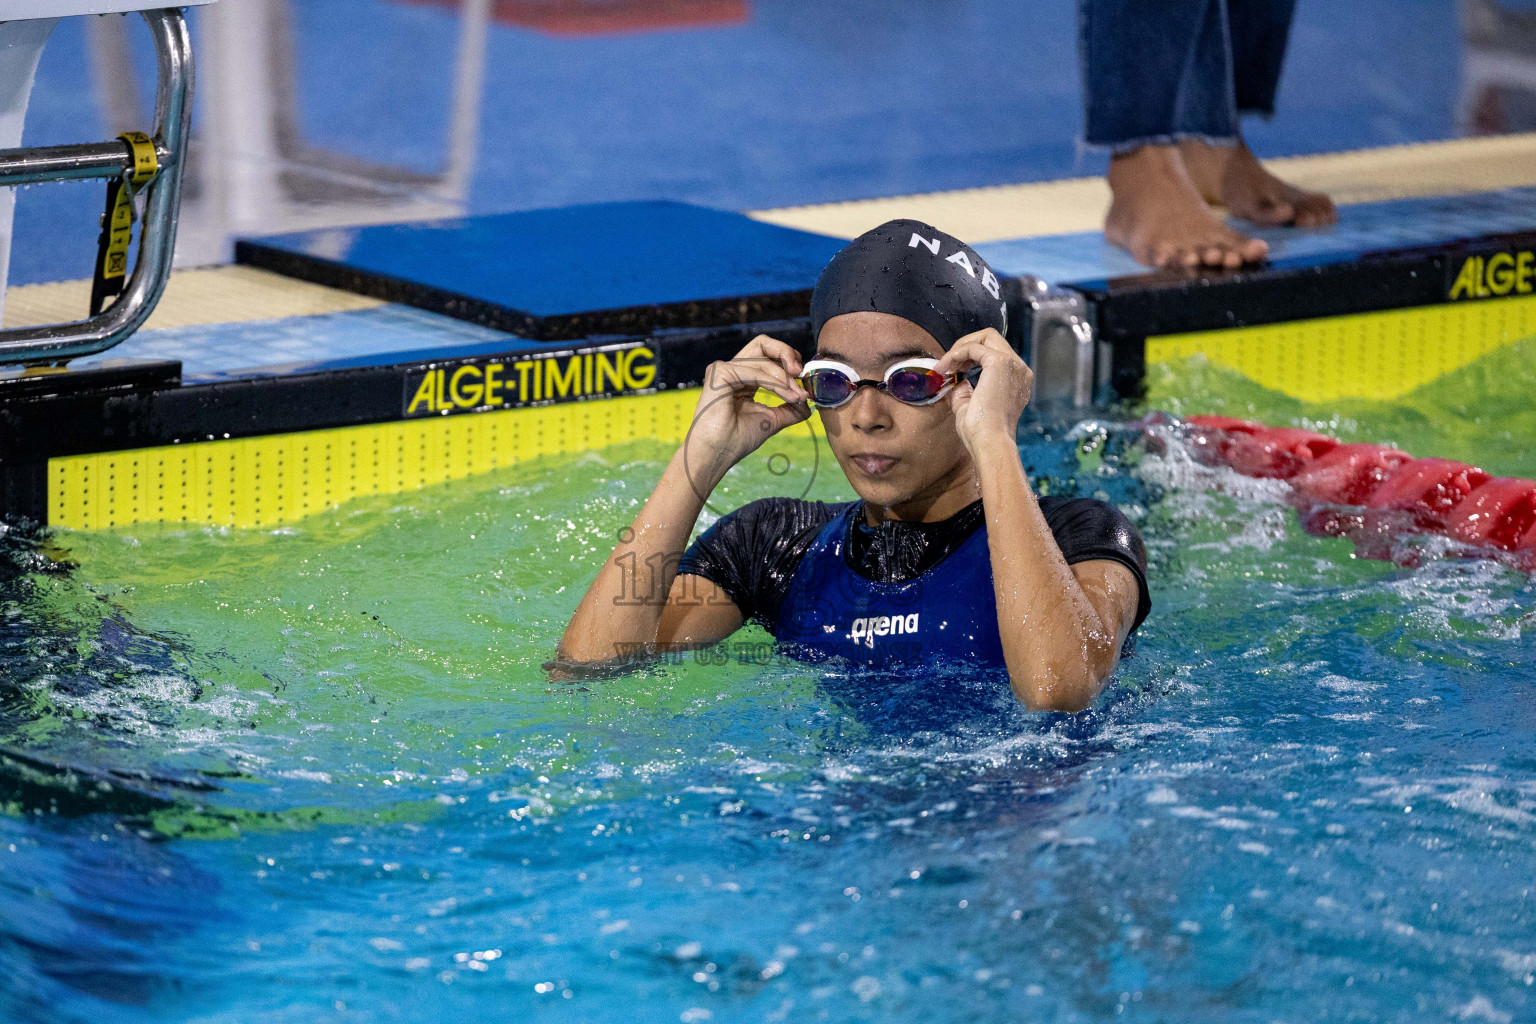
[678,496,1151,671]
[774,502,1007,669]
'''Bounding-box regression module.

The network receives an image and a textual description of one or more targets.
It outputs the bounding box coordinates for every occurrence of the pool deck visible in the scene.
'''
[5,134,1536,381]
[5,132,1536,533]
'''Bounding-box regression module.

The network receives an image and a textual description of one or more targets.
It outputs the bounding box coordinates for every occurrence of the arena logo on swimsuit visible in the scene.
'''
[1447,249,1536,301]
[846,613,920,647]
[402,344,657,416]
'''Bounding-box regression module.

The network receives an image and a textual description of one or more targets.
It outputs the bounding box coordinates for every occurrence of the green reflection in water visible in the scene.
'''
[1144,333,1536,477]
[19,432,853,837]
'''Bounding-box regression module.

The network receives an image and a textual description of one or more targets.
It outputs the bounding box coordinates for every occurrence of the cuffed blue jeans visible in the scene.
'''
[1081,0,1297,152]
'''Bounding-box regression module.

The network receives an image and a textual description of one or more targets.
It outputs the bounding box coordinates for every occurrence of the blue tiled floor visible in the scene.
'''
[68,187,1536,380]
[979,187,1536,285]
[73,304,531,380]
[10,0,1482,285]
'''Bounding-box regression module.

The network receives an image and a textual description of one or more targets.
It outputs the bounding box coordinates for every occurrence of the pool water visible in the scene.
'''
[2,363,1535,1022]
[1143,334,1536,480]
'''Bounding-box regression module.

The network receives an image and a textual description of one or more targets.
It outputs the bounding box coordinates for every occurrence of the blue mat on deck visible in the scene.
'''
[237,201,846,340]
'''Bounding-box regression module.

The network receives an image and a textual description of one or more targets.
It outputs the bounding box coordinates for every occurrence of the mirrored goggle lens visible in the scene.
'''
[885,367,948,403]
[802,370,855,406]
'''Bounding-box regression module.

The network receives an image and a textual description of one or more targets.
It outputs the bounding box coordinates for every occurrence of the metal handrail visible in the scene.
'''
[0,7,193,365]
[0,141,152,188]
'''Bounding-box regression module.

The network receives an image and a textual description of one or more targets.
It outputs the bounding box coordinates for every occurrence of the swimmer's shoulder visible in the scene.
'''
[680,498,853,634]
[1035,495,1147,568]
[1036,495,1151,630]
[683,497,850,578]
[712,496,852,537]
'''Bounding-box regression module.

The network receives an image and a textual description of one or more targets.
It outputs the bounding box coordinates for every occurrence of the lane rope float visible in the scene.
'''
[1180,415,1536,567]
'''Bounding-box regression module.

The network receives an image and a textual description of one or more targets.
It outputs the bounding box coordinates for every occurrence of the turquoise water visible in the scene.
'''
[1,414,1534,1022]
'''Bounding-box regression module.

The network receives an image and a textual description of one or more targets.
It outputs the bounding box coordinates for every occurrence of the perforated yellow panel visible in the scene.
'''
[1145,293,1536,402]
[48,389,698,531]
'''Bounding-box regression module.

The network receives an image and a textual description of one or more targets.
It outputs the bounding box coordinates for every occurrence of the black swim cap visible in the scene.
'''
[810,219,1008,350]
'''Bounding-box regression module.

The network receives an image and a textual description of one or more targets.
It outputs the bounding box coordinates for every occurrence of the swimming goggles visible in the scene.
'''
[797,358,975,409]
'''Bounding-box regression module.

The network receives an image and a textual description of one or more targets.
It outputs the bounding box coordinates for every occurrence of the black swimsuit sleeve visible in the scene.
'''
[676,498,843,634]
[1038,496,1153,634]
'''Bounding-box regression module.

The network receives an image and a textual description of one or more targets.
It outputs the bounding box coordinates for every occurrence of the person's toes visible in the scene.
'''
[1200,244,1228,268]
[1238,236,1270,262]
[1145,240,1177,268]
[1252,197,1296,227]
[1224,183,1293,226]
[1208,225,1266,267]
[1293,193,1338,228]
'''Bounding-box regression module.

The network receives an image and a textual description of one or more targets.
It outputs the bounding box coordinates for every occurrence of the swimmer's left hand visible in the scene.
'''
[933,328,1032,455]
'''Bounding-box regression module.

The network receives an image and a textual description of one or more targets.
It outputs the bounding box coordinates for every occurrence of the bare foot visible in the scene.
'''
[1105,145,1270,270]
[1179,138,1338,228]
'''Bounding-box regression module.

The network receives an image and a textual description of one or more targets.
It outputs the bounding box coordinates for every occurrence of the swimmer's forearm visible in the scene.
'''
[971,434,1120,712]
[557,448,725,663]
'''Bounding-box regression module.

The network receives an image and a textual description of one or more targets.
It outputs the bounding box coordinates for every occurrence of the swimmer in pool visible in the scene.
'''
[557,220,1150,712]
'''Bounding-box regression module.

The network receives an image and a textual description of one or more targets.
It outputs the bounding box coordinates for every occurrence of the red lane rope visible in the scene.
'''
[1184,415,1536,567]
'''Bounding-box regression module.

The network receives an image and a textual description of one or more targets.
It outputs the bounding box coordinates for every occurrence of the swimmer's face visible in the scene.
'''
[812,311,969,510]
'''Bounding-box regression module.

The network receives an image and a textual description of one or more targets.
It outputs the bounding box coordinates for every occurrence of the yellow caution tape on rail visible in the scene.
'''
[118,130,158,186]
[89,132,160,317]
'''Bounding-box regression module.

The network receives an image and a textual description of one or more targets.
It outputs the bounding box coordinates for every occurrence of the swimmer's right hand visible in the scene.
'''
[686,335,811,481]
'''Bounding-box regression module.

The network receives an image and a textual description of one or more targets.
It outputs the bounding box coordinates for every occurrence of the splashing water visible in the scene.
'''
[0,416,1532,1023]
